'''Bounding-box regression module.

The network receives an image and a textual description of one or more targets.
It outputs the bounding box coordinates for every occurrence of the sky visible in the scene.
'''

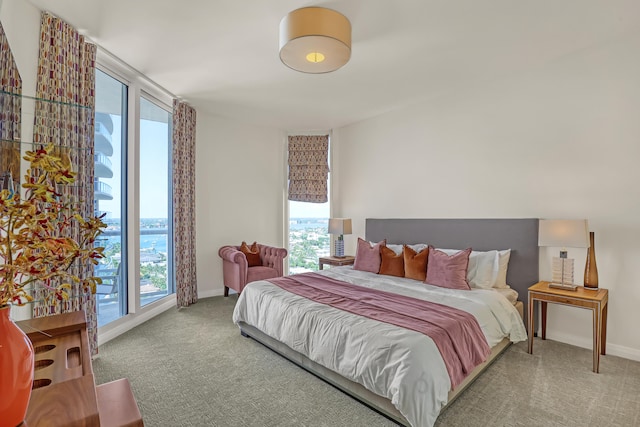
[289,200,329,218]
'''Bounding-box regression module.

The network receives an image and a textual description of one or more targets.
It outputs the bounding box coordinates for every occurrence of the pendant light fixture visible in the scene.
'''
[279,7,351,74]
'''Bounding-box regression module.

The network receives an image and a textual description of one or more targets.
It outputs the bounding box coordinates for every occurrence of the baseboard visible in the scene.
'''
[198,288,225,299]
[97,295,176,349]
[542,330,640,362]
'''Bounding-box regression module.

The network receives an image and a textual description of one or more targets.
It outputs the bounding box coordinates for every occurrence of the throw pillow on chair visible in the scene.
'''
[240,241,261,267]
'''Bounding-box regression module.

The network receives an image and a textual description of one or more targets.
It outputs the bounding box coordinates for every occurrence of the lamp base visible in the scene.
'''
[549,282,578,291]
[334,239,345,258]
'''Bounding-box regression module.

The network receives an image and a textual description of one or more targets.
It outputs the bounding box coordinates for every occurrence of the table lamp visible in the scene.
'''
[538,219,590,291]
[328,218,352,258]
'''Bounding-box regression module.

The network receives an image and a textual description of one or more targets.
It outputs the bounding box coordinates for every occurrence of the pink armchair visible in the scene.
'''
[218,243,288,296]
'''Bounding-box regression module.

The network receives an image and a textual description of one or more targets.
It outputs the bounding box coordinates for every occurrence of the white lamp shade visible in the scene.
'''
[279,7,351,74]
[328,218,352,235]
[538,219,589,248]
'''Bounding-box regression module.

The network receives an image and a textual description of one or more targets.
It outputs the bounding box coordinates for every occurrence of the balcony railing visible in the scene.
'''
[94,122,112,143]
[94,153,113,179]
[94,181,113,200]
[95,153,112,169]
[94,122,113,157]
[96,227,171,326]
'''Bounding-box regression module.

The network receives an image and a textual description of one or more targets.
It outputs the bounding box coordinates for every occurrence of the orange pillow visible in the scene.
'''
[379,246,405,277]
[240,241,261,267]
[403,245,429,281]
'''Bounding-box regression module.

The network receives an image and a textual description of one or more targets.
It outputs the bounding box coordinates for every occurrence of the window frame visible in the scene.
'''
[95,49,176,338]
[284,131,332,275]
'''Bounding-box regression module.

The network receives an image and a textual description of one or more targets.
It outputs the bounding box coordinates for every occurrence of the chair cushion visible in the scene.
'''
[240,241,261,267]
[247,266,279,283]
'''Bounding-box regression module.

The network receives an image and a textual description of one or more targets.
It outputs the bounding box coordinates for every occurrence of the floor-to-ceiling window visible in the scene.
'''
[94,59,176,329]
[94,69,127,327]
[139,96,173,306]
[287,136,331,273]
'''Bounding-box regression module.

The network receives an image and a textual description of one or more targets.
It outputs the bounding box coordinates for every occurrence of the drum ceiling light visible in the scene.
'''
[279,7,351,74]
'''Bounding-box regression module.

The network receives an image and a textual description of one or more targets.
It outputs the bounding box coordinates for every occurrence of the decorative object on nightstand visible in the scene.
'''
[538,219,589,291]
[584,231,599,289]
[328,218,352,258]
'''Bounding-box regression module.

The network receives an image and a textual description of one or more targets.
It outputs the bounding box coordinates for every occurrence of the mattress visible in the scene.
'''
[233,266,527,427]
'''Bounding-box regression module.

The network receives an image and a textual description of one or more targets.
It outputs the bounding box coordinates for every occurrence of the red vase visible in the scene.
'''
[0,305,34,426]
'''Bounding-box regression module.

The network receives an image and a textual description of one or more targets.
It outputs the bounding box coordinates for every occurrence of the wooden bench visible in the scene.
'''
[97,378,143,427]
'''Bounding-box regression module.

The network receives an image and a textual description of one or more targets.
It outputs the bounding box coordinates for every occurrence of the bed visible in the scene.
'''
[233,218,539,426]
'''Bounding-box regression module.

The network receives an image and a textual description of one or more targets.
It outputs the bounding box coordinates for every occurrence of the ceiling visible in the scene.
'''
[25,0,640,130]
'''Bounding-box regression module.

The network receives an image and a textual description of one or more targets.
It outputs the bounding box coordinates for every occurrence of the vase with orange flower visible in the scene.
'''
[0,144,106,425]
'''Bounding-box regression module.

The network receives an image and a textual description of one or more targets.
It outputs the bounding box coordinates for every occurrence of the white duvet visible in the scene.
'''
[232,267,527,427]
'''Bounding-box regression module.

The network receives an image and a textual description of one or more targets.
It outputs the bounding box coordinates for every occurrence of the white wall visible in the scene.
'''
[333,32,640,360]
[0,0,39,96]
[195,114,285,298]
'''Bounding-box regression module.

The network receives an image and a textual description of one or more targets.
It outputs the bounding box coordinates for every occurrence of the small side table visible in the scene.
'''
[319,255,355,270]
[527,281,608,373]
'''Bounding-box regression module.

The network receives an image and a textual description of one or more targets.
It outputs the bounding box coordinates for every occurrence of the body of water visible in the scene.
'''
[101,235,167,253]
[290,218,329,231]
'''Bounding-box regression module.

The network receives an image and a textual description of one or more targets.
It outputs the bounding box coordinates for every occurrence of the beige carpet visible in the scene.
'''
[93,296,640,427]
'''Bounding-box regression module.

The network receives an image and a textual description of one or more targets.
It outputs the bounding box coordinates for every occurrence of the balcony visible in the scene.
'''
[94,121,113,157]
[94,180,113,200]
[94,153,113,178]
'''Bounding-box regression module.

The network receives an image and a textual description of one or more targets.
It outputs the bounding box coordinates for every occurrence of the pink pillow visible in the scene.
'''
[353,238,386,273]
[425,246,472,290]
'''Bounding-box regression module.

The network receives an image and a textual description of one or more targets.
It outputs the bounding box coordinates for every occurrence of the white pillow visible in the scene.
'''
[470,250,500,289]
[386,244,404,255]
[386,243,428,256]
[408,243,428,253]
[437,248,498,289]
[493,249,511,288]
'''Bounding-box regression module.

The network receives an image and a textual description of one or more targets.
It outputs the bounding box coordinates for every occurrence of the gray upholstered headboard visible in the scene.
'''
[366,218,539,328]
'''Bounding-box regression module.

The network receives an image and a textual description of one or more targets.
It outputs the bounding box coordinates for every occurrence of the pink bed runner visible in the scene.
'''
[267,272,491,389]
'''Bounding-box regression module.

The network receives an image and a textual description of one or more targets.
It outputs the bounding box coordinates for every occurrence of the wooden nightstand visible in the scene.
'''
[319,255,355,270]
[527,281,608,373]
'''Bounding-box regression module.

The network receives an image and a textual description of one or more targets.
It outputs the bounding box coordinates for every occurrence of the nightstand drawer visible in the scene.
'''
[535,293,578,306]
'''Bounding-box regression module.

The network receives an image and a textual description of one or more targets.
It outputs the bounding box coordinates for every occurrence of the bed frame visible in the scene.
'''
[239,218,539,425]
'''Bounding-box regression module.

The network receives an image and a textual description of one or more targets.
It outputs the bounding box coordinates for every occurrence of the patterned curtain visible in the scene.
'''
[32,12,98,355]
[288,135,329,203]
[0,21,22,191]
[173,100,197,307]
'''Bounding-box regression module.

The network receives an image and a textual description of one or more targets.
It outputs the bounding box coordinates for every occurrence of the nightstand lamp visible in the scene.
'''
[538,219,590,291]
[328,218,352,258]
